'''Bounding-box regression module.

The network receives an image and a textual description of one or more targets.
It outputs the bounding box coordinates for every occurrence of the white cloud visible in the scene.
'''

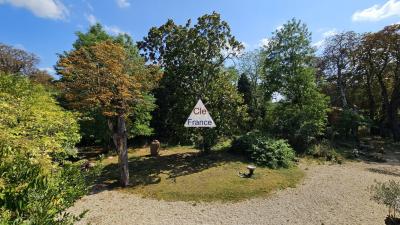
[116,0,130,8]
[312,28,338,49]
[0,0,68,20]
[276,25,283,31]
[104,25,126,35]
[312,39,325,49]
[352,0,400,22]
[85,13,127,35]
[40,67,55,75]
[322,29,338,38]
[241,42,249,50]
[258,38,270,48]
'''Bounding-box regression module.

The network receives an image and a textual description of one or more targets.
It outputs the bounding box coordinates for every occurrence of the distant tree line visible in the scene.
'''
[319,25,400,141]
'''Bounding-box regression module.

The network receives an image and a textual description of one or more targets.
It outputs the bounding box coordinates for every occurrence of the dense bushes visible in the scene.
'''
[0,74,97,224]
[231,133,295,168]
[330,108,370,139]
[269,97,329,151]
[306,140,343,163]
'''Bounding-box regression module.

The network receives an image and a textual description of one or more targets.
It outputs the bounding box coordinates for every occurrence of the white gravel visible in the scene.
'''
[69,161,400,225]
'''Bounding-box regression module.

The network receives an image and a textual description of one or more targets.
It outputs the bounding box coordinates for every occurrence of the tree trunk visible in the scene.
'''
[388,104,400,141]
[108,116,129,187]
[390,67,400,141]
[337,66,348,108]
[374,58,391,137]
[366,76,376,121]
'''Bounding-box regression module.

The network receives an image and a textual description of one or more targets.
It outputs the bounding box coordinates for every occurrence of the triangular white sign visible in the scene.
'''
[184,99,216,128]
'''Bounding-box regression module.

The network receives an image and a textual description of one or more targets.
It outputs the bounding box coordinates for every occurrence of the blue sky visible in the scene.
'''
[1,0,400,74]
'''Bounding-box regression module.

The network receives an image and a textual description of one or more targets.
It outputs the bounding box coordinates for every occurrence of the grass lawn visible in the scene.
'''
[95,146,305,202]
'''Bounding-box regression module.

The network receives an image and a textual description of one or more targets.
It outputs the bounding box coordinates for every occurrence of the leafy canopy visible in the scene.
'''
[262,19,329,150]
[139,12,247,148]
[0,73,90,224]
[57,39,159,119]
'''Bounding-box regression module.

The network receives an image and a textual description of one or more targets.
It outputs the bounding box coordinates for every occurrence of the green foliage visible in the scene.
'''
[140,12,247,150]
[251,138,295,169]
[128,94,156,138]
[231,132,261,155]
[333,108,370,138]
[262,19,329,151]
[237,73,253,131]
[0,73,97,224]
[231,133,295,169]
[270,91,329,151]
[237,50,266,130]
[238,73,252,107]
[62,23,156,146]
[370,180,400,217]
[306,140,343,163]
[0,73,80,160]
[79,110,111,146]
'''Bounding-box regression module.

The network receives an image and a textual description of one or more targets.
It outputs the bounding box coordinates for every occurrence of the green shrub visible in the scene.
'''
[231,133,295,168]
[269,97,329,152]
[230,132,261,155]
[370,180,400,218]
[307,140,343,163]
[332,108,370,138]
[0,150,99,224]
[0,74,98,224]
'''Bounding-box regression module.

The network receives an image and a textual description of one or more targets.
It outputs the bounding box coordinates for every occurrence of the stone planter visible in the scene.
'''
[150,140,160,156]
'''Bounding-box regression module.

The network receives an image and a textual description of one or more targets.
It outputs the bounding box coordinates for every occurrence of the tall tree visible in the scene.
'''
[57,40,160,186]
[361,25,400,140]
[353,32,386,124]
[237,50,265,128]
[0,43,39,76]
[237,72,254,130]
[237,73,252,107]
[139,12,247,150]
[60,24,157,147]
[262,19,329,150]
[323,32,360,108]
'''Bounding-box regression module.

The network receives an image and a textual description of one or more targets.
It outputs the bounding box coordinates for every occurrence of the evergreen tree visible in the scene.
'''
[139,12,247,151]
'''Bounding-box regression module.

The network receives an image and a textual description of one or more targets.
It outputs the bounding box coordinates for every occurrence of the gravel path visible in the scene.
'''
[69,161,400,225]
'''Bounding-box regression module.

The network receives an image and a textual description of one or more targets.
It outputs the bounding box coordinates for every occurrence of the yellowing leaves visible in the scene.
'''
[0,74,81,160]
[57,40,160,118]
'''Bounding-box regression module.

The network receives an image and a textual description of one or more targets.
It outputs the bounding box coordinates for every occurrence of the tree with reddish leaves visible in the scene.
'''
[57,40,160,186]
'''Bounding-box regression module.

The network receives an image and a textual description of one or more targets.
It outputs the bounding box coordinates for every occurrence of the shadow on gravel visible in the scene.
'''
[367,167,400,177]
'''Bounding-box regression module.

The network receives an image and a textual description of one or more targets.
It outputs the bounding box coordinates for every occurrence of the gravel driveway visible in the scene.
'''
[69,161,400,225]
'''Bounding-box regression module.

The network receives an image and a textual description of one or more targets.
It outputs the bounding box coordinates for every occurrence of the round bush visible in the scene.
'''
[231,133,295,169]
